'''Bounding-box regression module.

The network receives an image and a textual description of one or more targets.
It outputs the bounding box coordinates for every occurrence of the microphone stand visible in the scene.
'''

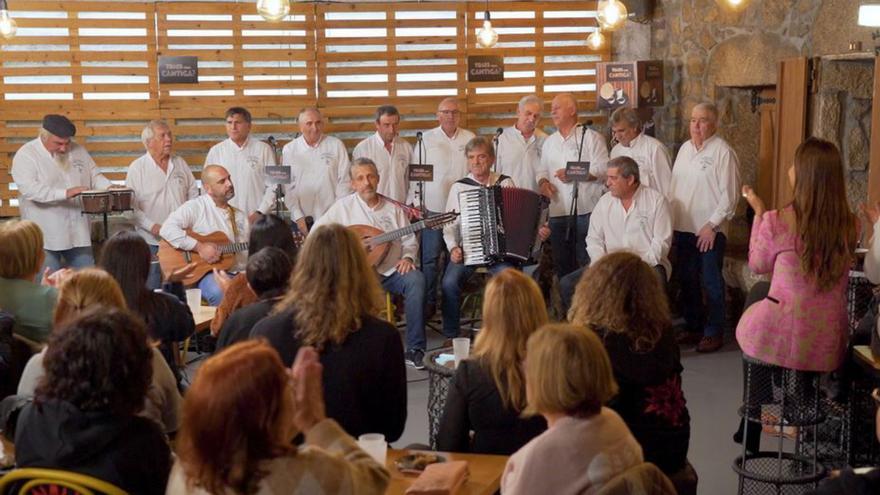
[415,131,427,272]
[267,135,284,218]
[493,127,503,173]
[565,123,588,273]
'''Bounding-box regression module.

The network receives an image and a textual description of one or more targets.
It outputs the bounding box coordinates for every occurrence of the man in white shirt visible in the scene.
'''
[441,136,516,338]
[352,105,413,203]
[670,102,741,353]
[538,93,609,278]
[413,97,475,315]
[282,106,351,232]
[495,94,546,193]
[126,119,199,288]
[160,165,249,306]
[11,114,112,272]
[558,156,672,311]
[609,107,673,201]
[313,158,427,369]
[205,107,276,225]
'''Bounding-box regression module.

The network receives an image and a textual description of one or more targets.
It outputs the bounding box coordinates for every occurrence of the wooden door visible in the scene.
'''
[773,57,810,209]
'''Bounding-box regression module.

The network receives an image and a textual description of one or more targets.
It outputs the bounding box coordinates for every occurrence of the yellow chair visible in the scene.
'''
[385,292,395,323]
[0,467,128,495]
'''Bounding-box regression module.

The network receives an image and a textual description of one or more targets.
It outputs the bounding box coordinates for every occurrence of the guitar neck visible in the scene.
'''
[219,242,248,255]
[371,220,428,245]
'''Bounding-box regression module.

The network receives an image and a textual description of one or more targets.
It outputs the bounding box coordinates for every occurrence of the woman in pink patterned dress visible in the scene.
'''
[734,137,857,451]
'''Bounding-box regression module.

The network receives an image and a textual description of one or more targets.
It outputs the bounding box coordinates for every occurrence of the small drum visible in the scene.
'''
[109,188,134,212]
[80,190,112,214]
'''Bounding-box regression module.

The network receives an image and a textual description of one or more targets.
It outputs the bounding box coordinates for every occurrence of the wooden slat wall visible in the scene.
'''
[0,0,608,217]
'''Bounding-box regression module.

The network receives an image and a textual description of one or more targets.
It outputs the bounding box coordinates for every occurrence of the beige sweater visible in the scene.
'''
[165,419,389,495]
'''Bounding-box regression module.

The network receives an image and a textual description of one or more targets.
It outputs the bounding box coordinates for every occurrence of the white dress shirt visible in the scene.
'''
[313,193,417,276]
[670,134,741,235]
[204,138,276,216]
[159,195,249,271]
[495,125,546,193]
[442,173,515,251]
[281,134,351,222]
[11,138,111,251]
[538,127,610,218]
[125,153,199,246]
[609,133,673,201]
[865,219,880,284]
[352,133,413,203]
[586,185,672,276]
[409,126,475,213]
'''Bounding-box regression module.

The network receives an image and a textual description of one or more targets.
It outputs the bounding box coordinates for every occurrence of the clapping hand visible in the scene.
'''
[290,346,326,434]
[741,185,766,218]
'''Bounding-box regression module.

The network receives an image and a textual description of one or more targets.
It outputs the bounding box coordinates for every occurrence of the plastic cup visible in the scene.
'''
[452,337,470,368]
[185,288,202,315]
[357,433,387,464]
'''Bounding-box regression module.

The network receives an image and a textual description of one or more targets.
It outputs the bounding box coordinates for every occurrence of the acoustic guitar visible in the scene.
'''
[348,212,458,268]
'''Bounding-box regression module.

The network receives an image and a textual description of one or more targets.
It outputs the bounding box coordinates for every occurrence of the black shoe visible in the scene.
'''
[405,349,425,370]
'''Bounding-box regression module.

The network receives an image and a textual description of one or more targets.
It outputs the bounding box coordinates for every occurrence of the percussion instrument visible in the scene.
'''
[459,186,548,266]
[79,190,112,214]
[109,188,134,211]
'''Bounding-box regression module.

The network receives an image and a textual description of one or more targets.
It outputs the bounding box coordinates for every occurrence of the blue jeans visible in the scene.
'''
[197,272,226,307]
[548,214,590,278]
[673,231,727,337]
[420,228,445,306]
[147,244,162,290]
[441,261,513,337]
[381,269,426,352]
[42,246,94,273]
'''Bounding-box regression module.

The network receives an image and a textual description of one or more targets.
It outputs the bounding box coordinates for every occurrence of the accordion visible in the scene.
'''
[459,186,549,266]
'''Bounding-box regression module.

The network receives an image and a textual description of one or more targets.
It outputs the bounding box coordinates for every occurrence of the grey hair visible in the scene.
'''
[610,107,641,128]
[692,102,719,122]
[607,156,640,184]
[298,106,321,121]
[350,157,379,178]
[518,94,543,112]
[141,120,170,148]
[464,136,495,159]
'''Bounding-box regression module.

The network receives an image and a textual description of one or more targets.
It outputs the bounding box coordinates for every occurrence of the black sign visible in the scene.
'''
[408,164,434,182]
[265,166,292,185]
[467,56,504,82]
[565,161,590,181]
[158,56,199,84]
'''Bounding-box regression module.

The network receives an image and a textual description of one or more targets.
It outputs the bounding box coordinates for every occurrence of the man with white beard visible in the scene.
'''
[11,115,112,272]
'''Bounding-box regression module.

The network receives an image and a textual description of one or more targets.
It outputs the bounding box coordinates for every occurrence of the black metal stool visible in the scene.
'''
[423,348,455,449]
[734,355,827,494]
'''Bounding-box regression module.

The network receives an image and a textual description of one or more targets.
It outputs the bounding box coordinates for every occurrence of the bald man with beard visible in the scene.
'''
[160,165,250,305]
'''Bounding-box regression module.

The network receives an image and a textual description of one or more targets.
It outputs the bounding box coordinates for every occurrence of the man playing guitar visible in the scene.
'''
[313,157,429,370]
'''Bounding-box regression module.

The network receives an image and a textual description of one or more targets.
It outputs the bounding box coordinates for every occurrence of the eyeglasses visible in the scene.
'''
[439,110,461,115]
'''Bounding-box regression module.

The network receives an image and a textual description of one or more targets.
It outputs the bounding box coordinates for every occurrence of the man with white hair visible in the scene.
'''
[282,106,351,232]
[609,106,673,201]
[125,120,199,288]
[352,105,413,203]
[11,114,113,271]
[494,94,546,192]
[205,107,276,224]
[670,102,741,353]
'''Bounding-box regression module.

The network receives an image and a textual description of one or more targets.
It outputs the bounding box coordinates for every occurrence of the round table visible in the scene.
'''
[423,347,455,449]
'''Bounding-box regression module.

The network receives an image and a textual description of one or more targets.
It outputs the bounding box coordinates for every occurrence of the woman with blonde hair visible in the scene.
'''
[568,252,690,475]
[168,340,389,495]
[437,269,548,454]
[17,268,182,434]
[501,323,643,494]
[251,223,407,441]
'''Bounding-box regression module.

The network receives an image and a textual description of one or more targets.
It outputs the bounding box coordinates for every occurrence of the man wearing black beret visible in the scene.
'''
[10,114,112,273]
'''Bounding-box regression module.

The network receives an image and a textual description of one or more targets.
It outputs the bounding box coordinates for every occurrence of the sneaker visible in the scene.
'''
[405,349,425,370]
[696,335,723,353]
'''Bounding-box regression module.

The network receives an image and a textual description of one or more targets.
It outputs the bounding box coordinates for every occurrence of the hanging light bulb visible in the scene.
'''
[586,29,605,50]
[0,0,17,40]
[256,0,290,22]
[596,0,628,31]
[716,0,749,12]
[476,10,498,48]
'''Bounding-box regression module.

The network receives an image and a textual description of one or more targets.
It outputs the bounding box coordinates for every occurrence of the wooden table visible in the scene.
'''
[192,305,216,333]
[385,449,507,495]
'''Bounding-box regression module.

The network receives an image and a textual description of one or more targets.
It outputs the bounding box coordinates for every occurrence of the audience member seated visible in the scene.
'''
[167,341,389,494]
[251,224,406,441]
[436,269,548,455]
[736,138,857,452]
[568,251,690,475]
[99,230,195,375]
[15,307,171,494]
[17,268,182,435]
[0,219,66,344]
[216,247,292,350]
[210,213,299,336]
[501,323,643,495]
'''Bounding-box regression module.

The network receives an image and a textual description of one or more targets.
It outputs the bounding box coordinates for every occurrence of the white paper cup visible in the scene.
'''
[185,288,202,315]
[357,433,387,464]
[452,337,470,367]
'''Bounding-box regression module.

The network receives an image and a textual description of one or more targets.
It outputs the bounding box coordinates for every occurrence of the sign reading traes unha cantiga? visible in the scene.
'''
[467,56,505,82]
[158,56,199,84]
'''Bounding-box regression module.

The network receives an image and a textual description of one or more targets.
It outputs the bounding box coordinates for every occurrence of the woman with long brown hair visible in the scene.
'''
[437,269,548,455]
[250,223,406,441]
[568,251,690,475]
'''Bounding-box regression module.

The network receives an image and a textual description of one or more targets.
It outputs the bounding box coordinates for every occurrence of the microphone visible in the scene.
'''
[267,135,277,147]
[416,131,423,141]
[293,132,301,139]
[495,127,504,136]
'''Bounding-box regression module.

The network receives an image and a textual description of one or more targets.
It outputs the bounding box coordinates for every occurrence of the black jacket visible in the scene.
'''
[807,468,880,495]
[216,296,280,351]
[15,399,171,495]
